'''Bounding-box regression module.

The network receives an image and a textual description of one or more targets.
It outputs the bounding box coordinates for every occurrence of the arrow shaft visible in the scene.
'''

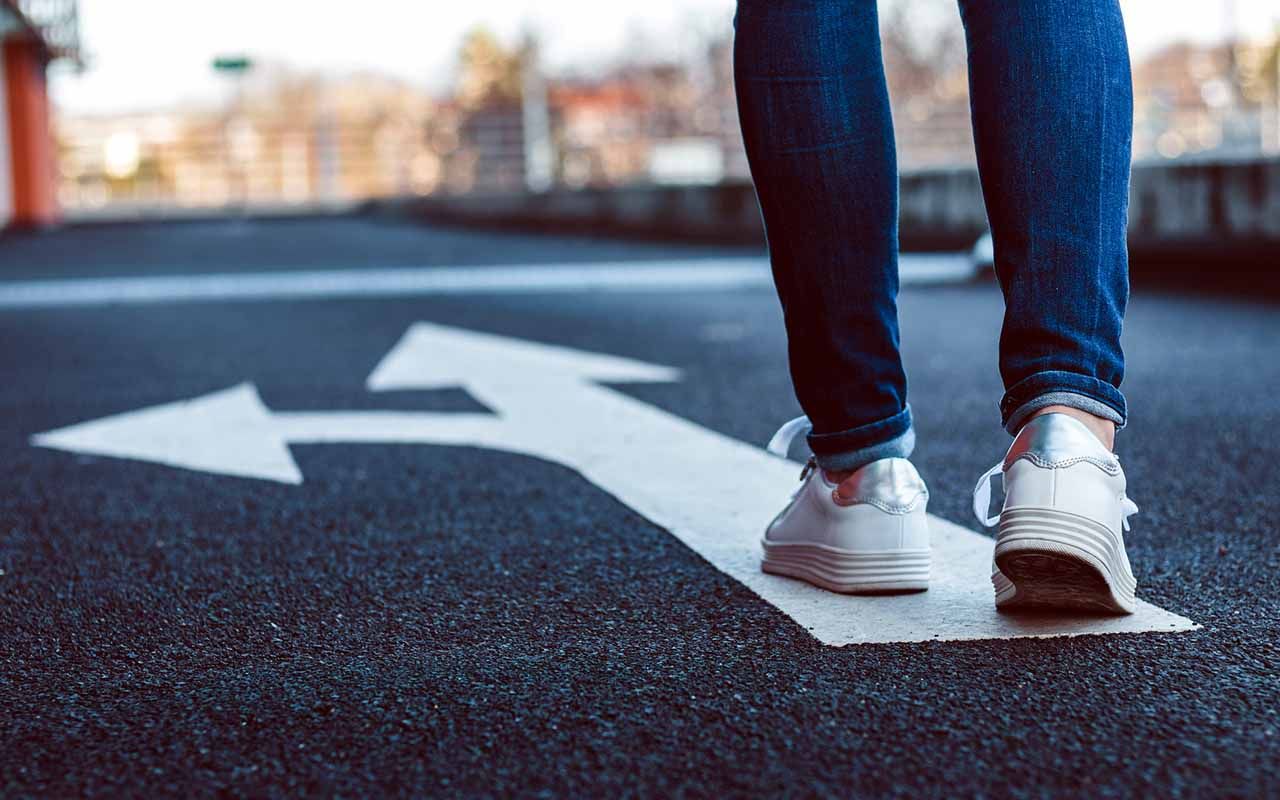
[461,377,848,626]
[274,411,512,448]
[460,378,1197,645]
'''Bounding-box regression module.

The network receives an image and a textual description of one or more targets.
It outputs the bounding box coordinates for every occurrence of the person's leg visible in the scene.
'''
[734,0,913,473]
[960,0,1140,614]
[957,0,1133,442]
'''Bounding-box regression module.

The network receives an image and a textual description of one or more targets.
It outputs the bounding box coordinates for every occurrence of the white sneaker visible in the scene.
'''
[973,412,1140,614]
[762,417,931,593]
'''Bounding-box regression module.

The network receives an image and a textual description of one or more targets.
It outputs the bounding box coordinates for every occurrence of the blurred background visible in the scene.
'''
[2,0,1276,222]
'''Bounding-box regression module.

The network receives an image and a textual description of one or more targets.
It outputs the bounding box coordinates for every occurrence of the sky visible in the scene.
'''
[50,0,1280,116]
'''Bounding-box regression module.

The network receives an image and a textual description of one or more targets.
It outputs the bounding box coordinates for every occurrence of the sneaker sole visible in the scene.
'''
[761,540,930,594]
[993,507,1136,615]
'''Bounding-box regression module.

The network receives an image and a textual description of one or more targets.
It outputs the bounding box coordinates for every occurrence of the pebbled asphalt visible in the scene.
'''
[0,217,1277,798]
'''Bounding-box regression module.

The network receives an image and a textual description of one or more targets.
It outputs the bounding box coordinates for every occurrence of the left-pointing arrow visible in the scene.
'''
[31,382,516,484]
[32,383,306,484]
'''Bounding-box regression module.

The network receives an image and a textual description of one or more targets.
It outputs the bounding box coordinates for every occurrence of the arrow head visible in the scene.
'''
[32,383,304,484]
[367,322,680,392]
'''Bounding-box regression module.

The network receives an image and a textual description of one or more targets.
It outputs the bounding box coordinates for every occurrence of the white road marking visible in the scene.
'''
[700,321,750,342]
[0,254,976,310]
[31,322,1197,645]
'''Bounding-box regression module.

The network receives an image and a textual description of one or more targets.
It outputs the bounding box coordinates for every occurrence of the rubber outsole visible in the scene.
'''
[993,507,1136,615]
[761,540,930,594]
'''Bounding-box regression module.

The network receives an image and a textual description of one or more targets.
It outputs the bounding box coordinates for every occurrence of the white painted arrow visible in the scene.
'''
[32,322,1197,645]
[33,383,304,484]
[30,383,514,486]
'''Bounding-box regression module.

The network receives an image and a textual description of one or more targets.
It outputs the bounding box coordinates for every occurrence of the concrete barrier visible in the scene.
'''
[388,157,1280,268]
[385,183,768,246]
[1126,159,1280,271]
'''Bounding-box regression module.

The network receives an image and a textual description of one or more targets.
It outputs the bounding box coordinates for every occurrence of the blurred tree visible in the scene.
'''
[880,0,967,104]
[1236,30,1279,106]
[457,28,523,109]
[879,0,974,166]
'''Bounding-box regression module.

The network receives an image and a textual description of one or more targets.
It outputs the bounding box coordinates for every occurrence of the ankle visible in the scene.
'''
[1030,405,1116,450]
[824,469,867,502]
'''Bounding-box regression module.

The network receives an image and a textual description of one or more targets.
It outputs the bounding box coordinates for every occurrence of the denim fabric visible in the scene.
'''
[734,0,1133,467]
[809,405,916,472]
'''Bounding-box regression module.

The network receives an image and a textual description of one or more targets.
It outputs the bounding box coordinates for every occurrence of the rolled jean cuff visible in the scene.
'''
[1001,371,1126,435]
[807,405,915,472]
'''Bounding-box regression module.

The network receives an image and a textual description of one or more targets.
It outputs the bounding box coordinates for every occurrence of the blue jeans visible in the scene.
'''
[734,0,1133,471]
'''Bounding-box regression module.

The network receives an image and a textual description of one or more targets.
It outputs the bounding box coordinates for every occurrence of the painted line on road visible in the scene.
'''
[31,321,1197,646]
[0,254,976,310]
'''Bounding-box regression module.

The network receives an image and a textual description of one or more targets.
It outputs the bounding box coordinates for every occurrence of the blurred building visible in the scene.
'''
[46,19,1280,214]
[57,71,441,210]
[454,31,724,191]
[551,65,714,188]
[706,37,749,181]
[1,0,78,229]
[1134,36,1280,160]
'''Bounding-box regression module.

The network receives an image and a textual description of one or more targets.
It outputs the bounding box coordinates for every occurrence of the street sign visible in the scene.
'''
[31,322,1198,646]
[212,56,253,73]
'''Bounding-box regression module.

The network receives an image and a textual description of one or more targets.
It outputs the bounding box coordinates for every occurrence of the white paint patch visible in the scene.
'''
[31,322,1196,646]
[700,321,749,343]
[0,254,976,310]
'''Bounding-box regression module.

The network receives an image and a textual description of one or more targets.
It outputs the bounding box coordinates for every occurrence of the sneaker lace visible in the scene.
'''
[767,415,816,481]
[971,457,1141,530]
[766,414,811,458]
[971,461,1006,528]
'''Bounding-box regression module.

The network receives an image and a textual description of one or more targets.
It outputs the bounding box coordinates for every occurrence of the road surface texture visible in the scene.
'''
[1,216,1276,797]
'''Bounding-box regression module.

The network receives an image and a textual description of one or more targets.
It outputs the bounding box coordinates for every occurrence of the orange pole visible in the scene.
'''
[3,37,57,227]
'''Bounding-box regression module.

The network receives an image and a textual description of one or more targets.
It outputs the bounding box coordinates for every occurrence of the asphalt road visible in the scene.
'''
[1,216,1277,797]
